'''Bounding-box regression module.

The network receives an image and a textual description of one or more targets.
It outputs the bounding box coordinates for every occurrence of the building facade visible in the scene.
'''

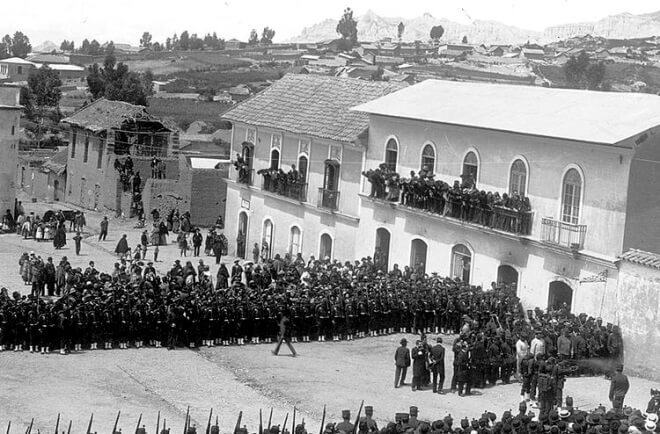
[0,86,21,215]
[352,80,660,317]
[62,98,175,212]
[221,74,403,262]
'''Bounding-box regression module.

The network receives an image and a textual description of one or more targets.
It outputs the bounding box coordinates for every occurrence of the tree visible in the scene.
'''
[80,39,90,54]
[461,35,468,44]
[336,8,358,49]
[563,51,607,90]
[165,37,172,51]
[260,27,275,45]
[25,65,62,143]
[60,40,74,51]
[11,31,31,58]
[248,29,259,46]
[0,35,11,59]
[152,42,162,52]
[397,22,405,41]
[430,25,444,42]
[89,39,101,56]
[86,53,153,105]
[140,31,153,48]
[104,41,115,56]
[179,31,190,50]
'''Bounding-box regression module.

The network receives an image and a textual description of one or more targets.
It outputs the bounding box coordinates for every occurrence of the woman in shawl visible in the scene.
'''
[158,221,169,246]
[114,234,130,259]
[53,222,67,249]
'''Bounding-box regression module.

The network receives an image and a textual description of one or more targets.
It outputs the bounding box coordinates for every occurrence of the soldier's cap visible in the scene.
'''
[470,420,479,429]
[365,406,373,413]
[400,338,408,344]
[234,259,240,263]
[460,419,469,429]
[436,337,443,343]
[410,407,418,415]
[342,410,350,418]
[559,409,571,419]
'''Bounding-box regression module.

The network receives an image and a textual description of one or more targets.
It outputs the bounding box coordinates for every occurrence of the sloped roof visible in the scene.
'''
[0,57,35,65]
[222,74,404,144]
[619,249,660,270]
[62,98,167,133]
[352,79,660,146]
[41,148,68,175]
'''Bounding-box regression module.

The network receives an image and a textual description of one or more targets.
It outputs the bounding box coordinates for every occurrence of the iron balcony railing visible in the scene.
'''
[541,217,587,250]
[261,175,307,202]
[318,188,340,211]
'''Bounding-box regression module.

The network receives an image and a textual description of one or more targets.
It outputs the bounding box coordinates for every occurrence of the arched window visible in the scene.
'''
[462,151,478,187]
[320,233,333,260]
[270,149,280,170]
[289,226,301,256]
[237,211,249,259]
[561,168,582,224]
[375,228,391,271]
[297,155,308,182]
[262,219,274,260]
[410,239,428,274]
[421,144,435,174]
[385,139,398,172]
[451,244,472,283]
[509,159,527,196]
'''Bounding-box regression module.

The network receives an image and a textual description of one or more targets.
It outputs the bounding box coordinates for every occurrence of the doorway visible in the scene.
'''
[548,281,573,311]
[375,228,391,271]
[319,233,333,261]
[410,239,428,274]
[237,211,248,259]
[497,265,519,289]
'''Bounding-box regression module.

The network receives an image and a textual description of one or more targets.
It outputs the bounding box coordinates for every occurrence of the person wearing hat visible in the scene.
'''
[409,407,420,430]
[231,259,243,284]
[394,338,411,388]
[359,406,377,433]
[609,364,629,413]
[99,216,108,241]
[336,410,354,434]
[430,336,446,394]
[192,228,203,257]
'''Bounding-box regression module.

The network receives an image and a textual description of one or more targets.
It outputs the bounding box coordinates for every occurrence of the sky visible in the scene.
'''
[2,0,660,47]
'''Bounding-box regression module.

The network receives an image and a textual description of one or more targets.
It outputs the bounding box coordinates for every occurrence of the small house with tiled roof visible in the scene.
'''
[221,73,404,261]
[62,98,176,212]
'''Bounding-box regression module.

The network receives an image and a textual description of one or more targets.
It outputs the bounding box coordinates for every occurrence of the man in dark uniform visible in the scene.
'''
[609,364,629,413]
[335,410,353,434]
[361,406,378,433]
[272,312,296,357]
[456,341,472,396]
[430,336,446,393]
[411,339,427,391]
[394,338,411,388]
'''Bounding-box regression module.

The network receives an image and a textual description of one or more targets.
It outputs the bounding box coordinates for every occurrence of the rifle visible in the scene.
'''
[66,421,71,434]
[259,410,263,434]
[351,401,364,434]
[233,412,242,434]
[112,411,121,434]
[183,406,190,434]
[135,414,142,434]
[205,409,213,434]
[55,414,60,434]
[5,421,10,434]
[87,414,94,434]
[156,412,160,434]
[26,419,34,434]
[267,408,273,431]
[291,407,296,434]
[318,405,326,434]
[282,414,289,434]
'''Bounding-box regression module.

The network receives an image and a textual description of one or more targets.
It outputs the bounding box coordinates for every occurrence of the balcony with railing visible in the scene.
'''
[261,173,307,202]
[318,188,340,211]
[541,217,587,250]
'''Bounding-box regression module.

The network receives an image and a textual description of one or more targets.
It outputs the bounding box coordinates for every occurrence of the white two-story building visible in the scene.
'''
[221,74,403,262]
[352,79,660,313]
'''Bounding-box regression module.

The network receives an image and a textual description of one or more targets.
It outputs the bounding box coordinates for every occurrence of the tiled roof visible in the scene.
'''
[619,249,660,270]
[62,98,167,133]
[222,74,404,144]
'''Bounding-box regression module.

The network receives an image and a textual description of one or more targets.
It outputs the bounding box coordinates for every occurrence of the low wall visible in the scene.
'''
[190,168,228,227]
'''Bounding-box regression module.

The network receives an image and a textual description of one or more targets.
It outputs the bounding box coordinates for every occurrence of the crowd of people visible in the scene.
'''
[362,165,532,235]
[1,249,624,384]
[258,165,307,201]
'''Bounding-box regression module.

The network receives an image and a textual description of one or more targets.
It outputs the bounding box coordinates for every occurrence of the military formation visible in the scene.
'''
[362,164,533,235]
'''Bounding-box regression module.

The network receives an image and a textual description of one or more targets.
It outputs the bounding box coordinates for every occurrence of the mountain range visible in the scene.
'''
[289,9,660,45]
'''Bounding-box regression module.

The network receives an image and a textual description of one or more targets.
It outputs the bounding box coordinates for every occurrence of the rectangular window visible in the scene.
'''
[97,140,104,169]
[71,131,77,158]
[0,65,7,74]
[83,135,90,163]
[11,126,15,135]
[17,66,23,75]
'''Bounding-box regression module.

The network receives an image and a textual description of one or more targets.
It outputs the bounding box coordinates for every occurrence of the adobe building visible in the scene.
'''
[0,85,21,215]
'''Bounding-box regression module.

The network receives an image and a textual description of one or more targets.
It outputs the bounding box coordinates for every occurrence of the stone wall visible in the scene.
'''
[190,168,228,227]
